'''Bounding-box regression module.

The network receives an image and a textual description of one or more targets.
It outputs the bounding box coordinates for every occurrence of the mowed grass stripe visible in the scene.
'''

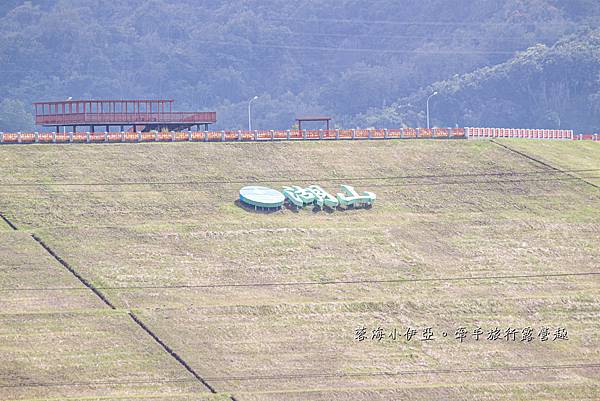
[1,362,597,387]
[202,362,600,381]
[0,378,195,389]
[1,168,598,187]
[1,271,599,291]
[2,175,600,195]
[2,394,222,401]
[232,381,600,399]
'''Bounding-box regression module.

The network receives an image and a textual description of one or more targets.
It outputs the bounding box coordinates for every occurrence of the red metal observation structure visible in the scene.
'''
[34,99,216,132]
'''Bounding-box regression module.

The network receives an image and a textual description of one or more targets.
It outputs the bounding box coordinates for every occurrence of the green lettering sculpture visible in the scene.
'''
[282,185,375,210]
[336,184,376,208]
[282,186,316,208]
[308,185,339,208]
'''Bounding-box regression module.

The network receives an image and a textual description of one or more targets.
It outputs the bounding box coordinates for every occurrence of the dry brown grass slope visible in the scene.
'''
[0,139,598,400]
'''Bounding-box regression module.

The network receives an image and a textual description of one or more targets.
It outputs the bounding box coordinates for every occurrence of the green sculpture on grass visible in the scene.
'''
[336,184,376,208]
[282,184,375,209]
[282,186,316,208]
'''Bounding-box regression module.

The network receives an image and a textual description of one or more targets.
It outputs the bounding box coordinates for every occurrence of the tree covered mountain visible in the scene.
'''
[359,29,600,132]
[0,0,599,131]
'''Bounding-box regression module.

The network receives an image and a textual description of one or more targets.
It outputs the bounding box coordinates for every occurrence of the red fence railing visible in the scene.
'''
[2,128,463,144]
[2,128,597,144]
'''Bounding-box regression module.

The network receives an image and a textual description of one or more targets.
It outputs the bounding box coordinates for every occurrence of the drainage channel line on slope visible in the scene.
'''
[24,228,231,398]
[491,140,600,190]
[31,234,115,309]
[127,311,220,394]
[0,211,18,230]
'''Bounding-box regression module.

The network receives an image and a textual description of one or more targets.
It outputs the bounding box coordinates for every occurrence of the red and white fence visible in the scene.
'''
[466,127,575,140]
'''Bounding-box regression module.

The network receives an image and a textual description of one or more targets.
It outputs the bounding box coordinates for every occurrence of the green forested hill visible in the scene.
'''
[0,0,599,131]
[359,29,600,132]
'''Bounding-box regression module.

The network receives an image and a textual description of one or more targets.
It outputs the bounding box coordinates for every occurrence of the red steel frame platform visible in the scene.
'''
[34,99,216,132]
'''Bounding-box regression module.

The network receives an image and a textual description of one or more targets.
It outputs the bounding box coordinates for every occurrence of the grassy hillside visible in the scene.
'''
[0,231,219,401]
[0,139,598,400]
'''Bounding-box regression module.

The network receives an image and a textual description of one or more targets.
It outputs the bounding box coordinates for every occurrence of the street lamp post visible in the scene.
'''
[64,96,72,133]
[248,96,258,131]
[426,91,438,129]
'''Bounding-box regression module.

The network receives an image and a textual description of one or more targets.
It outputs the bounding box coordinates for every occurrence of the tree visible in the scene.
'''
[0,99,34,132]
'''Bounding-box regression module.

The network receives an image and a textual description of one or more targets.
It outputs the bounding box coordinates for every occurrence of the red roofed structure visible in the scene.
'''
[34,99,216,132]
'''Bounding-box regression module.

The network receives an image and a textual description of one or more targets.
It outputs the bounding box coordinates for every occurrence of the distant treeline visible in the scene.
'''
[0,0,599,131]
